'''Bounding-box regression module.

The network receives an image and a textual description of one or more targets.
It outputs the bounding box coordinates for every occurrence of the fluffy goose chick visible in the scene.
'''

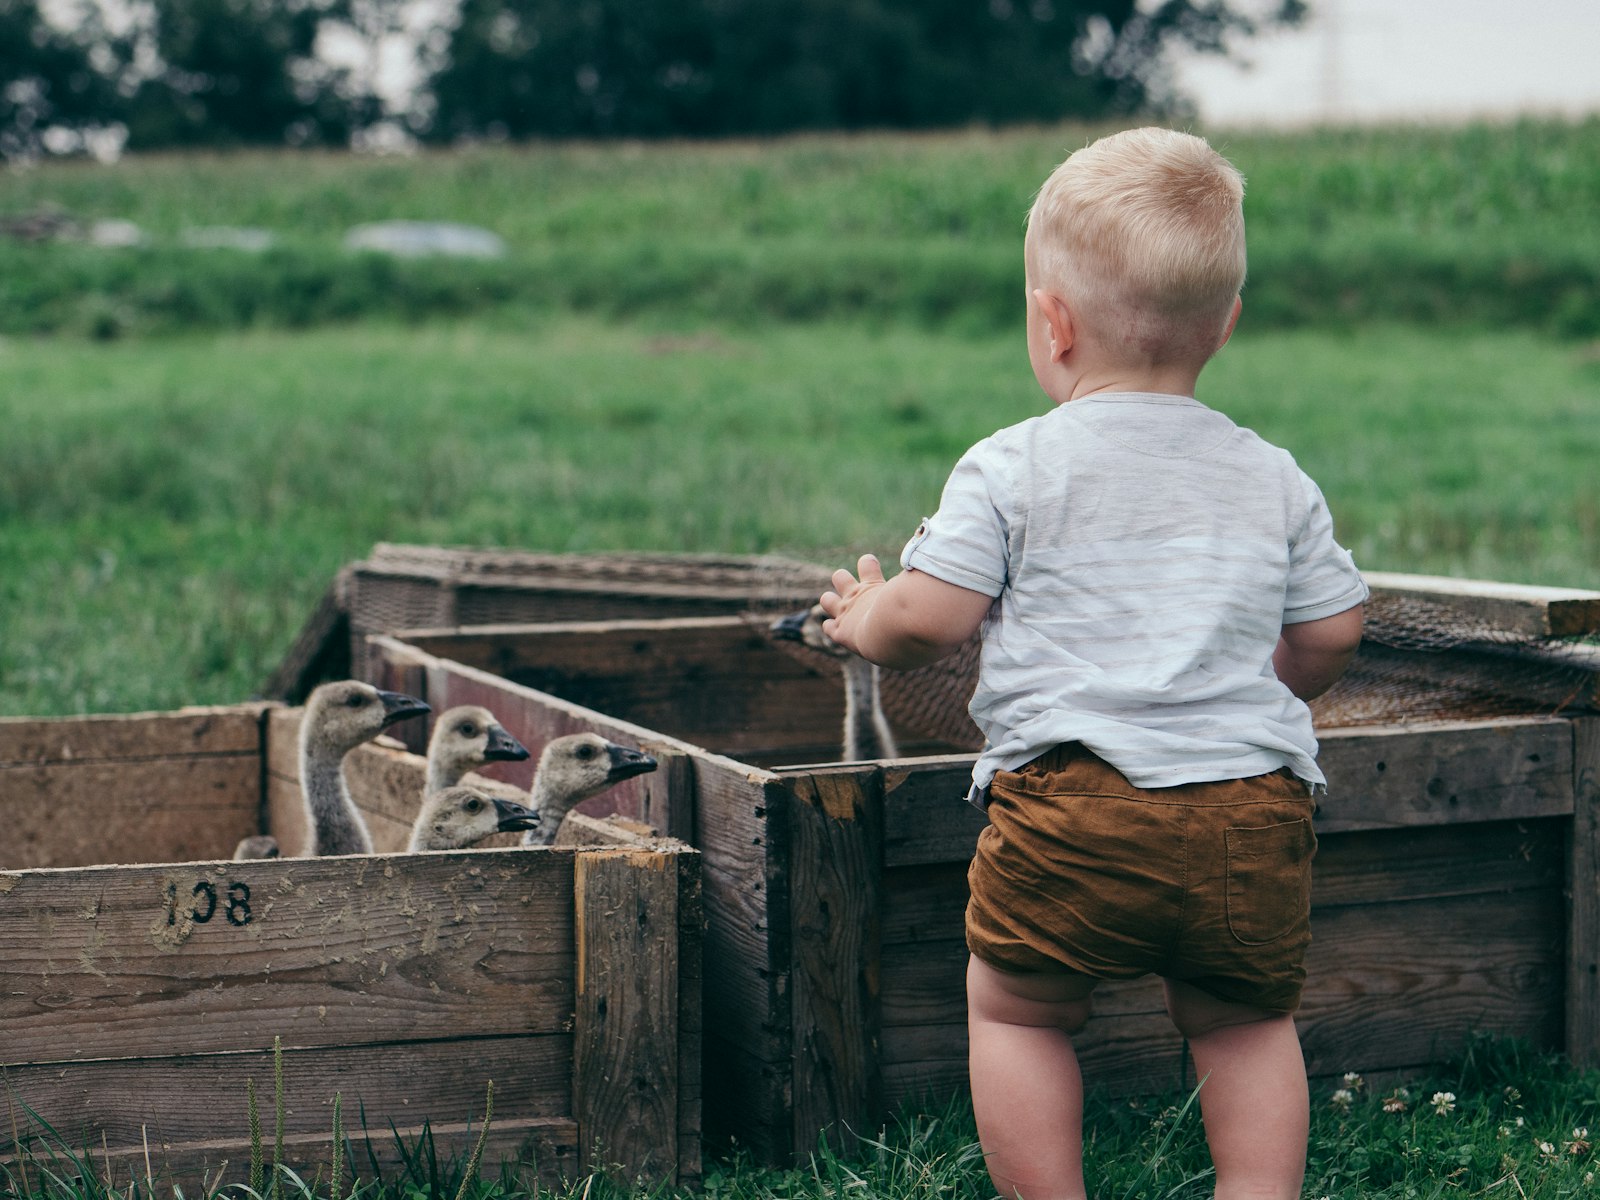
[407,784,540,852]
[301,680,430,856]
[521,734,658,846]
[771,604,898,761]
[425,705,530,794]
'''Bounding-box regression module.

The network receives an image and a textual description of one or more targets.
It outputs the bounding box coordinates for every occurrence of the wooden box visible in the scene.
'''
[365,575,1600,1166]
[264,544,833,703]
[0,703,700,1191]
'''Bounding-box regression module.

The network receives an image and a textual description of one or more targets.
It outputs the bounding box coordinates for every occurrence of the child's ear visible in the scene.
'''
[1217,296,1243,349]
[1033,289,1074,363]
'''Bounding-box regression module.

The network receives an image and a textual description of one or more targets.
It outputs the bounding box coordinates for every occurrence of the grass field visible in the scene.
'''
[4,118,1599,337]
[3,317,1597,717]
[7,1035,1599,1198]
[4,118,1600,1197]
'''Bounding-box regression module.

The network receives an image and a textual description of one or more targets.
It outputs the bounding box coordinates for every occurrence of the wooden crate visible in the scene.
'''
[264,544,833,704]
[0,703,700,1191]
[365,585,1600,1166]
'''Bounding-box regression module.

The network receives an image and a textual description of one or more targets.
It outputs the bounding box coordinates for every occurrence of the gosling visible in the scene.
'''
[521,733,658,846]
[425,704,530,794]
[299,679,430,855]
[770,604,898,761]
[407,784,540,852]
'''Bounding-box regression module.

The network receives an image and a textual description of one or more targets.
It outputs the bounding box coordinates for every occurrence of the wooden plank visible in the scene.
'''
[879,759,985,868]
[6,1116,580,1195]
[0,705,270,766]
[785,770,883,1155]
[0,1035,575,1152]
[674,848,705,1190]
[1364,571,1600,639]
[1313,820,1565,908]
[0,850,577,1064]
[1316,718,1574,831]
[574,849,681,1187]
[0,757,263,870]
[641,741,696,844]
[395,618,845,756]
[1569,717,1600,1067]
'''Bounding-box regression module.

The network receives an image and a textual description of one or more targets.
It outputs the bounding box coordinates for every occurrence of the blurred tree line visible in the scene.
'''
[1,0,1304,158]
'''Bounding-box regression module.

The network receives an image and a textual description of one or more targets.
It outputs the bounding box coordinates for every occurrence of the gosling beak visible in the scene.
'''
[376,689,431,728]
[483,725,531,763]
[492,796,541,833]
[770,609,809,641]
[606,745,658,783]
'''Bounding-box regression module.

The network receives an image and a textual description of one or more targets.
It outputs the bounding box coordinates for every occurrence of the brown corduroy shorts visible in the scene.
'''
[966,742,1317,1013]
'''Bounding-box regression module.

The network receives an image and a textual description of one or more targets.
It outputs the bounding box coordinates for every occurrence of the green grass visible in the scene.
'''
[3,316,1596,718]
[5,1036,1599,1198]
[4,117,1600,337]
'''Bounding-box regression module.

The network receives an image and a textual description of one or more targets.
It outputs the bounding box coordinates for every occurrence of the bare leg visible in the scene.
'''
[1163,980,1308,1200]
[967,954,1098,1200]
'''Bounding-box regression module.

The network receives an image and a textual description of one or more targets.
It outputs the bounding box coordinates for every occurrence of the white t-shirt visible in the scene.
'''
[899,391,1369,804]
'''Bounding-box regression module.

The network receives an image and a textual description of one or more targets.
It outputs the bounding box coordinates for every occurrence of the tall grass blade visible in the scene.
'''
[1118,1074,1207,1200]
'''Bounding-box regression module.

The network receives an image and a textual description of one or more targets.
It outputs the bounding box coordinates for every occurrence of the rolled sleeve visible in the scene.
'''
[900,445,1010,598]
[1284,474,1369,623]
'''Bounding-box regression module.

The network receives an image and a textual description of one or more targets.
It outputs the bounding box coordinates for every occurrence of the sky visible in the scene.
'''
[1169,0,1600,127]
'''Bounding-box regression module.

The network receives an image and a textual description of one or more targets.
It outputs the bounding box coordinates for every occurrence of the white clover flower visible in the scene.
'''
[1539,1140,1557,1158]
[1383,1089,1409,1114]
[1431,1091,1456,1115]
[1342,1071,1364,1091]
[1330,1088,1354,1111]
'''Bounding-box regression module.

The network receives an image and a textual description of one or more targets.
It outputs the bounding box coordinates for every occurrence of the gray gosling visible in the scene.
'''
[299,680,430,856]
[425,704,530,794]
[520,733,658,847]
[407,784,540,852]
[771,604,899,761]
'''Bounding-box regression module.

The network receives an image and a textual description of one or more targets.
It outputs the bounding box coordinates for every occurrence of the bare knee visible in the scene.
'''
[968,954,1095,1035]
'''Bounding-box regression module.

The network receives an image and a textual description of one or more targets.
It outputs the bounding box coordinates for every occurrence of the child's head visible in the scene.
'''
[1026,127,1246,369]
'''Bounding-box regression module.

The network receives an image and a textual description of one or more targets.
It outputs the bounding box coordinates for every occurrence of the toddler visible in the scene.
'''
[819,126,1367,1200]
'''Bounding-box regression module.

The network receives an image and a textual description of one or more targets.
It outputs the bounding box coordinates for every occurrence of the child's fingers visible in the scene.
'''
[856,553,885,585]
[831,567,860,595]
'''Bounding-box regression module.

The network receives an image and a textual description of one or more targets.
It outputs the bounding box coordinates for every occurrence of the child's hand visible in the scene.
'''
[818,553,886,655]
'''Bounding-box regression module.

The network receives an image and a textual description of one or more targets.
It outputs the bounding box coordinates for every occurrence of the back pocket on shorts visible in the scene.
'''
[1225,819,1314,946]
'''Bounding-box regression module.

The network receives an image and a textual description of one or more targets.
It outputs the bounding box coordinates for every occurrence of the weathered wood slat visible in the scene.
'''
[1364,571,1600,639]
[1,1035,574,1150]
[575,849,682,1187]
[1568,717,1600,1068]
[1316,718,1573,830]
[0,851,576,1064]
[879,759,984,868]
[787,771,882,1154]
[0,706,269,766]
[399,618,847,755]
[0,757,262,870]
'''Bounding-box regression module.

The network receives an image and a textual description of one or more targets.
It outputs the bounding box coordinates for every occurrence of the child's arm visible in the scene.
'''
[820,554,992,671]
[1274,602,1364,700]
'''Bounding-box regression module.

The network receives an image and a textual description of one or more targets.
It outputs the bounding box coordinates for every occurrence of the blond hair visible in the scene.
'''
[1026,127,1246,366]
